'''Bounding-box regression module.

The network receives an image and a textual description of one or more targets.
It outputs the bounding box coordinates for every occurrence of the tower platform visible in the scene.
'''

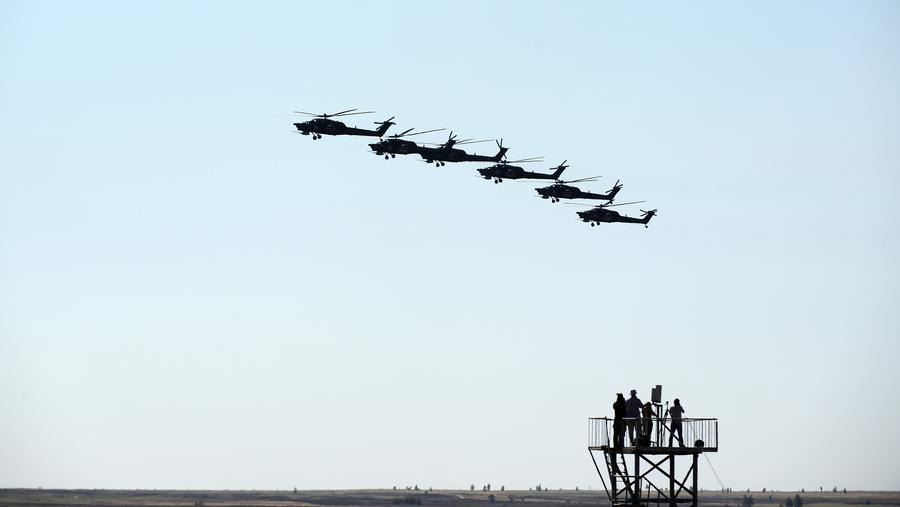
[588,417,718,507]
[590,445,715,455]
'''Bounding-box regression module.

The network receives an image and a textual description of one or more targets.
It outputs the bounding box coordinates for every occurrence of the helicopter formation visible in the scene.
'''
[292,109,658,228]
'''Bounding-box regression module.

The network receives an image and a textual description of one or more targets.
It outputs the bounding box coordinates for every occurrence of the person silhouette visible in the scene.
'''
[668,398,685,447]
[624,389,643,445]
[641,401,654,445]
[613,393,626,450]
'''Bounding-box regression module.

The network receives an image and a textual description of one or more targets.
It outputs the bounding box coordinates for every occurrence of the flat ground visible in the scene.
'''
[1,489,898,507]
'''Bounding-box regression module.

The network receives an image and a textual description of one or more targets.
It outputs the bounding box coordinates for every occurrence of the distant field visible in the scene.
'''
[1,489,899,507]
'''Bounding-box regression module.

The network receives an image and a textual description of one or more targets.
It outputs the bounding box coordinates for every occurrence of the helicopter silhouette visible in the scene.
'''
[293,109,395,139]
[536,179,623,203]
[574,201,658,228]
[368,127,446,159]
[417,132,509,166]
[478,159,570,183]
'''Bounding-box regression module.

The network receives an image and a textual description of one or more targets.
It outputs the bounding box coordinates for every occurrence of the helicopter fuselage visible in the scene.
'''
[419,145,507,164]
[577,208,655,227]
[478,164,525,179]
[478,164,558,181]
[418,146,469,163]
[294,118,385,137]
[369,138,422,156]
[537,184,614,201]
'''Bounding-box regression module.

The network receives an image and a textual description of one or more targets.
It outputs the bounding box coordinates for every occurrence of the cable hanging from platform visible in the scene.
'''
[704,453,726,491]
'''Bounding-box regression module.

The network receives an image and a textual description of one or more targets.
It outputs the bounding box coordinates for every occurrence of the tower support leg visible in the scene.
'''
[692,454,698,507]
[669,455,676,507]
[633,452,641,506]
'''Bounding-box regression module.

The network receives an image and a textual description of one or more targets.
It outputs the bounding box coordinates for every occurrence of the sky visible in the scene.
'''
[1,0,899,492]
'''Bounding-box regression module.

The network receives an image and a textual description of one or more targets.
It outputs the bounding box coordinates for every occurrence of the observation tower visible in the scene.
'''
[588,385,718,507]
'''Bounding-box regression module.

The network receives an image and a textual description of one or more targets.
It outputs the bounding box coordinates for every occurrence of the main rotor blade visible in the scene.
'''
[563,176,602,184]
[605,200,646,208]
[333,110,374,117]
[404,128,446,137]
[504,157,544,163]
[456,139,492,145]
[292,109,374,117]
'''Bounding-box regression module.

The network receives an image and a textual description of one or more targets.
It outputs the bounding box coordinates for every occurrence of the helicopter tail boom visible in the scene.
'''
[641,209,658,226]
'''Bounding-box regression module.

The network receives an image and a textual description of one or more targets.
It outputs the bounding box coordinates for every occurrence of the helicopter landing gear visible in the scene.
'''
[494,179,499,184]
[391,154,396,158]
[385,155,390,159]
[591,222,596,227]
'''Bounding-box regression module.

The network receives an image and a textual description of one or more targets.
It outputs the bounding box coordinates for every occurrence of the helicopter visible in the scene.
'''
[293,109,395,139]
[574,201,658,228]
[536,179,623,203]
[368,128,446,159]
[418,132,509,166]
[478,159,568,184]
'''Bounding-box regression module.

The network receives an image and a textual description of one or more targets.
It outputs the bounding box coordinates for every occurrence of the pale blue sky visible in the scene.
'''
[1,0,899,491]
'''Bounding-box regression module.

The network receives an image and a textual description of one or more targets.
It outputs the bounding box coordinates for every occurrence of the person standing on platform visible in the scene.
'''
[625,389,643,445]
[613,393,626,450]
[668,398,685,447]
[641,401,654,444]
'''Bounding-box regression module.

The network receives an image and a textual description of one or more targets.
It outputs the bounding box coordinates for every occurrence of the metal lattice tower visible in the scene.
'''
[588,411,718,506]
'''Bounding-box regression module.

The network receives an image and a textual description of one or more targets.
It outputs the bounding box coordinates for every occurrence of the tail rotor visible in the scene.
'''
[640,208,659,228]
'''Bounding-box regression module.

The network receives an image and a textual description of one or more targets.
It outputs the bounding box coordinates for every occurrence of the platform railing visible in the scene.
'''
[589,417,718,450]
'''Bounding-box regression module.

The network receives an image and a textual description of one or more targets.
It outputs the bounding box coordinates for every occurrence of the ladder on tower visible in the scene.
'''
[604,450,636,506]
